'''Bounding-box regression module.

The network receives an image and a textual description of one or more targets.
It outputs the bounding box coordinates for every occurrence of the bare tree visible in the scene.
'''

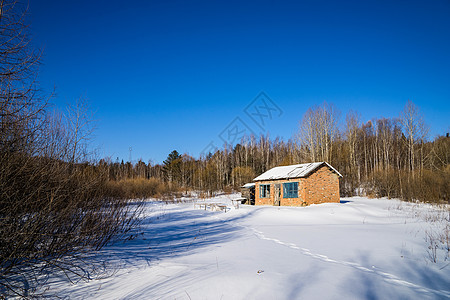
[0,0,45,155]
[298,102,340,163]
[400,100,428,177]
[65,97,96,163]
[345,111,360,172]
[298,107,317,162]
[344,110,361,193]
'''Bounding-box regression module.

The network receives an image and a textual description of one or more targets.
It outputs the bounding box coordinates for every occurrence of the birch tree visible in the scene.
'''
[400,100,428,177]
[298,102,340,163]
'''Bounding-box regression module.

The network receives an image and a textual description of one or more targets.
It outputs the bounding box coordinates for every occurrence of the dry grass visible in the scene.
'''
[389,200,450,264]
[105,178,180,200]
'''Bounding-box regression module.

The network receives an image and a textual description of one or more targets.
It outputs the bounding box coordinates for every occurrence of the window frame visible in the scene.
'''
[283,182,298,198]
[259,184,271,198]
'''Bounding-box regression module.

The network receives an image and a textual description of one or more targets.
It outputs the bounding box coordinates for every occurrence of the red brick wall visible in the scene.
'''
[303,165,340,205]
[254,165,340,206]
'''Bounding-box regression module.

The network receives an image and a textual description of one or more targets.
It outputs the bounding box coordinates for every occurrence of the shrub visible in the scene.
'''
[104,178,176,199]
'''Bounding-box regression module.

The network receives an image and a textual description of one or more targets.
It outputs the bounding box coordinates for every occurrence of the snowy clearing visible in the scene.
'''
[43,195,449,299]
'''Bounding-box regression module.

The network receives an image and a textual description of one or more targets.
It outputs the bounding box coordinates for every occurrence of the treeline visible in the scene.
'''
[0,1,141,297]
[103,101,449,203]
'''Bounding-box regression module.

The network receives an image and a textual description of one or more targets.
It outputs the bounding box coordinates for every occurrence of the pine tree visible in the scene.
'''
[163,150,182,183]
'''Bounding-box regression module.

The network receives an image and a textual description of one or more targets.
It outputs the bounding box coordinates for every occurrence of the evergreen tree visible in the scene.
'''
[163,150,182,183]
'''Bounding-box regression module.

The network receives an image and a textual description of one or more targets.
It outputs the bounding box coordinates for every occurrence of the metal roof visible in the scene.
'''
[253,162,342,181]
[241,183,255,188]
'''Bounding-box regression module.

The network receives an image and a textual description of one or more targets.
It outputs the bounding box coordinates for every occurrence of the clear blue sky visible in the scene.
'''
[30,0,450,163]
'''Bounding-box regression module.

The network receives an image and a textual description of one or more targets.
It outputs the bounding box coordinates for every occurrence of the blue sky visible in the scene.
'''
[30,0,450,163]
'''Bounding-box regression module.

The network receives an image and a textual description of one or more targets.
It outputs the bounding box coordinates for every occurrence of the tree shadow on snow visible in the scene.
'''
[285,263,324,299]
[340,200,352,204]
[341,252,450,299]
[41,204,260,297]
[97,204,258,268]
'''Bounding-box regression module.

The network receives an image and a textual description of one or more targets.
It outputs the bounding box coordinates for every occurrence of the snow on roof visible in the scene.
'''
[253,162,342,181]
[241,183,255,188]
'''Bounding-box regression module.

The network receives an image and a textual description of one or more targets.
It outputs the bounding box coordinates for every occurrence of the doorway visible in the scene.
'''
[274,184,281,206]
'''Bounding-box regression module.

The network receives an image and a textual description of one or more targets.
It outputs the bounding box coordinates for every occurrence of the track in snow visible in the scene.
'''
[248,226,450,299]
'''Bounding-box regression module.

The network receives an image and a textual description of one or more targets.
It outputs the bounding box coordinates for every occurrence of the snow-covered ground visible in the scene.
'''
[44,195,449,299]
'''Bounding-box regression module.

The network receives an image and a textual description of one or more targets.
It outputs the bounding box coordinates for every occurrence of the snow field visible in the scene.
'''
[43,195,450,299]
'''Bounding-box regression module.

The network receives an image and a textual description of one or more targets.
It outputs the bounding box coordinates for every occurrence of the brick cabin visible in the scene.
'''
[253,162,342,206]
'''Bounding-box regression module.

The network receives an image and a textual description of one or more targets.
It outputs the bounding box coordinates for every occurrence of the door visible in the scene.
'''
[274,184,281,206]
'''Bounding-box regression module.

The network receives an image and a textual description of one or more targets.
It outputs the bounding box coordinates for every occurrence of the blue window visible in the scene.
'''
[260,184,270,198]
[283,182,298,198]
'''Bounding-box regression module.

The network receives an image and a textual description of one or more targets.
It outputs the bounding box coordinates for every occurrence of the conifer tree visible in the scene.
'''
[163,150,182,183]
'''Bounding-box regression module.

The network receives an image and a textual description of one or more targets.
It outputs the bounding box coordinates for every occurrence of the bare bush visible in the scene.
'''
[424,224,449,264]
[105,177,172,199]
[0,1,143,297]
[373,167,400,199]
[390,201,449,264]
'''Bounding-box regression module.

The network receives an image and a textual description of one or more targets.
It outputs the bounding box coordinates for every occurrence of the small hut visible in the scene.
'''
[240,183,255,205]
[253,162,342,206]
